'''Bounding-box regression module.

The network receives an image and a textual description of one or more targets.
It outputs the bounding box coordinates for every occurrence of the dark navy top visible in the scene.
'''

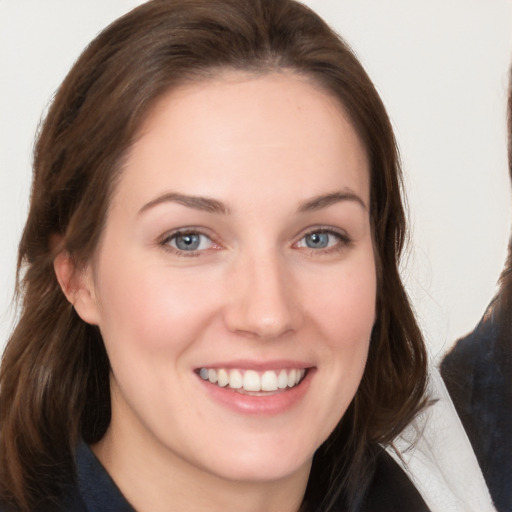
[441,312,512,512]
[62,443,135,512]
[55,442,429,512]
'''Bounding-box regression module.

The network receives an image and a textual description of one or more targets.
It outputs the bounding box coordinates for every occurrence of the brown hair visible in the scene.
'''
[485,69,512,321]
[509,67,512,177]
[0,1,428,511]
[491,68,512,348]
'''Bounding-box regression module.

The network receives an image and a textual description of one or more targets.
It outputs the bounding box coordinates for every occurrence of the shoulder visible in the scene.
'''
[324,448,431,512]
[360,449,430,512]
[442,314,499,374]
[440,312,508,410]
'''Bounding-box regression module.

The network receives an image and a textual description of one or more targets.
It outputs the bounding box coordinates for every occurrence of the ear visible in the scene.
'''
[53,250,101,325]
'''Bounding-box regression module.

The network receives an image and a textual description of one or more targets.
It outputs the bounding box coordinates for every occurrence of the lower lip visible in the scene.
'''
[197,370,314,415]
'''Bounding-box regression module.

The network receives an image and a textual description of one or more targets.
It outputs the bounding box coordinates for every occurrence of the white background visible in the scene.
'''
[1,1,511,360]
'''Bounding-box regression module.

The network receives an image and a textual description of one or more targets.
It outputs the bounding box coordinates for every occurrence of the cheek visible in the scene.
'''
[301,259,376,441]
[309,260,377,347]
[93,253,219,355]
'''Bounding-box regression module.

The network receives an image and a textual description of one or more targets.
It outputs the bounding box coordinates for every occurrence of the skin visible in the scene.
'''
[57,71,376,512]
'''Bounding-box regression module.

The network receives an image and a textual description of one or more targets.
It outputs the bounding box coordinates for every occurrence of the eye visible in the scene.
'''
[163,231,215,252]
[295,229,348,251]
[303,232,331,249]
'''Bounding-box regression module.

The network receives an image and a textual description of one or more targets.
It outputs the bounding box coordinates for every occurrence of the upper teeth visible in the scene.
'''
[198,368,306,392]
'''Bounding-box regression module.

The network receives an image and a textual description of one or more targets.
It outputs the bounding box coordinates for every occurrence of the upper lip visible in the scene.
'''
[194,359,313,371]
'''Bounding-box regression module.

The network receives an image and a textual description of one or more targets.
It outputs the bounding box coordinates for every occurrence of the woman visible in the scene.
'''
[0,1,428,510]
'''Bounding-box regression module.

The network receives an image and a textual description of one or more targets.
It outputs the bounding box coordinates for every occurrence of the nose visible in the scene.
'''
[223,251,302,340]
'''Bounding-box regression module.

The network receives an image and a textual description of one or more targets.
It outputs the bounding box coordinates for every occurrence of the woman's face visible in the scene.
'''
[78,72,376,486]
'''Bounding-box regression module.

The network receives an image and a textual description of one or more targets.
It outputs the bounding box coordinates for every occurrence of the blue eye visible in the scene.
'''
[297,230,345,251]
[166,232,213,252]
[304,232,330,249]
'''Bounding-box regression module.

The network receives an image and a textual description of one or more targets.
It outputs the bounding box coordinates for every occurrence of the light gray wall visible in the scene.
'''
[1,0,511,359]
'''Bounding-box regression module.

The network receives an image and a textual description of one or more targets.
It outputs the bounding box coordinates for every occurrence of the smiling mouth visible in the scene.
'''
[197,368,307,393]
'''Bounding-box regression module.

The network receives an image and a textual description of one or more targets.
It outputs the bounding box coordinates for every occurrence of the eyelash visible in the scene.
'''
[159,227,351,257]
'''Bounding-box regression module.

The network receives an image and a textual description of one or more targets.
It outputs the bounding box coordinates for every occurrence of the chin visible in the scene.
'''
[194,433,316,483]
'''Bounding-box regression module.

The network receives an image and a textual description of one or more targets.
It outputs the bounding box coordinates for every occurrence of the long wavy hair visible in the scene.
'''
[0,1,428,511]
[495,69,512,316]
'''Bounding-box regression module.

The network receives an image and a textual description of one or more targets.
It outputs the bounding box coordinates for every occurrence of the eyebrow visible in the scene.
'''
[138,192,230,215]
[138,189,366,216]
[297,190,367,212]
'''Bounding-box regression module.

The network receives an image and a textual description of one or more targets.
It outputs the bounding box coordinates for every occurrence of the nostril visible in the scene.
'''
[223,299,300,340]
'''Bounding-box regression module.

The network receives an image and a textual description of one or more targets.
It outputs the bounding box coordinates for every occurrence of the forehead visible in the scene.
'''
[114,71,370,212]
